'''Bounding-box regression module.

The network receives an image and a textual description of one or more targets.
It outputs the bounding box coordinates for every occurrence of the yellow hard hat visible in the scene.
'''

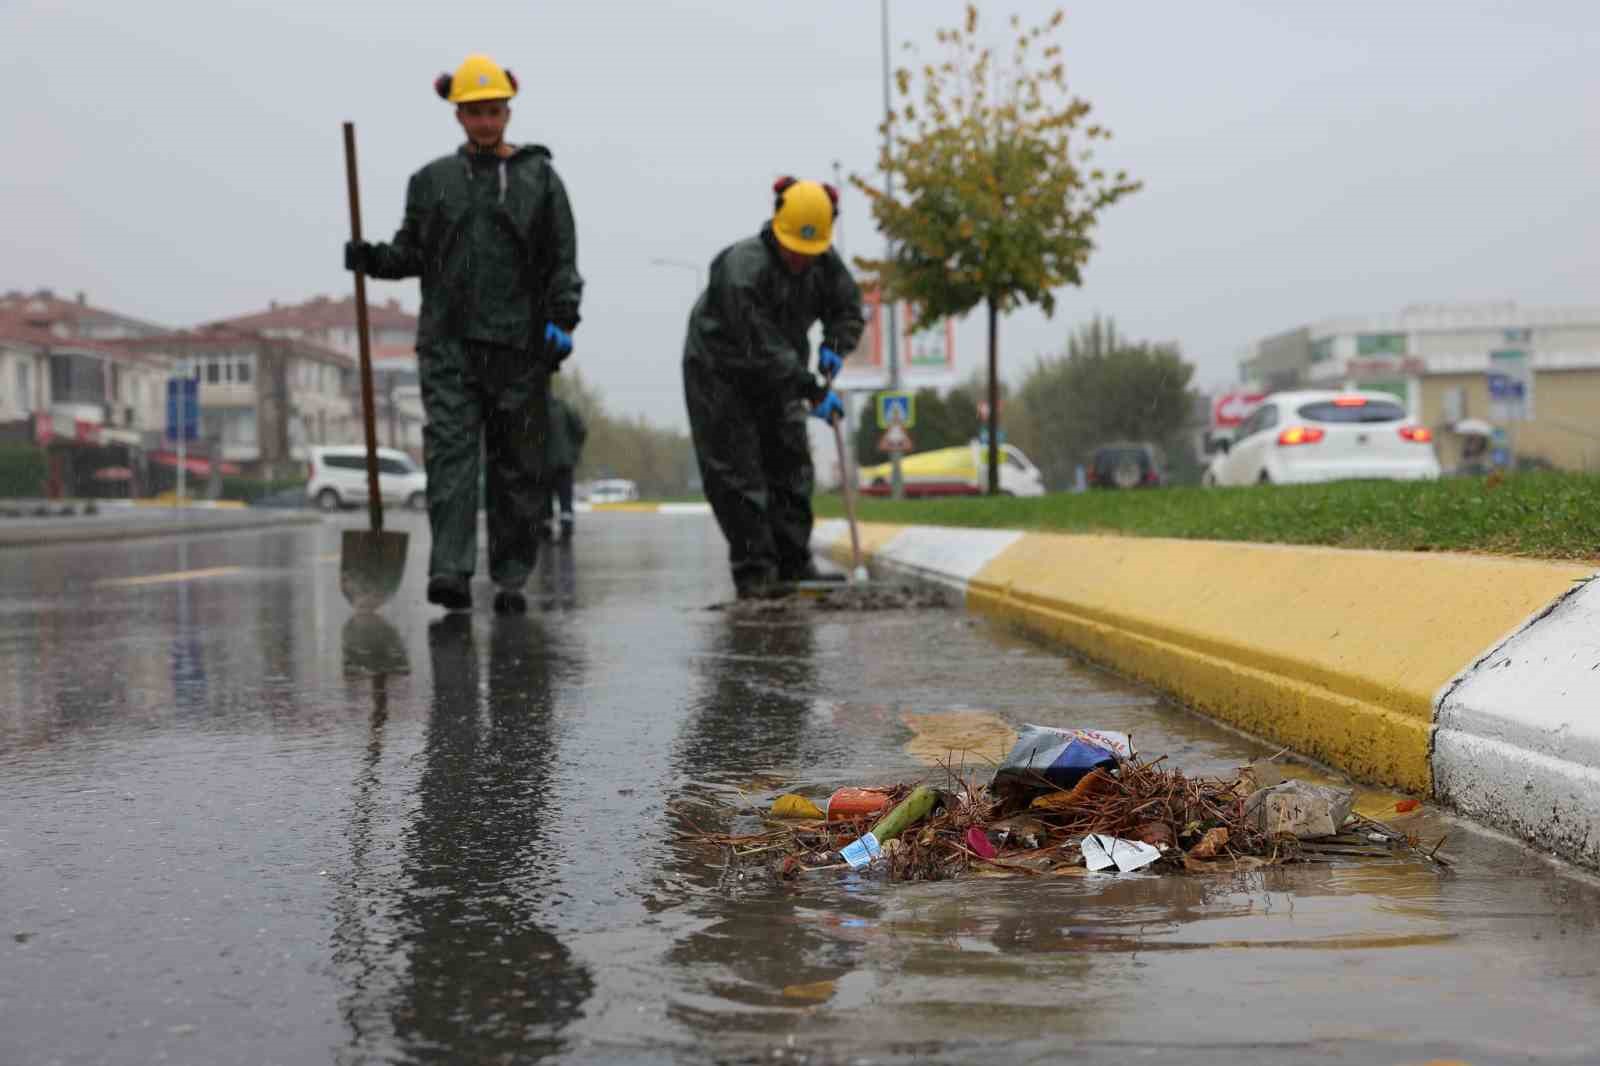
[771,178,837,256]
[434,54,518,104]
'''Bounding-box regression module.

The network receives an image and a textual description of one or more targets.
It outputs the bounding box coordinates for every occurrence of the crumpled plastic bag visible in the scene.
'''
[991,726,1133,793]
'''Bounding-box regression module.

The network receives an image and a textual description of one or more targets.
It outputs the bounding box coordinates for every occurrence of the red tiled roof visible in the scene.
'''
[0,312,59,348]
[213,294,418,332]
[0,290,166,334]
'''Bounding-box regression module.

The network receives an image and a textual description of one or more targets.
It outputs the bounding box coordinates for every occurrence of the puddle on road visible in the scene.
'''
[899,709,1016,768]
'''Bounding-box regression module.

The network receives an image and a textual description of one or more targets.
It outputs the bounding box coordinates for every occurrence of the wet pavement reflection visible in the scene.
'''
[3,511,1600,1064]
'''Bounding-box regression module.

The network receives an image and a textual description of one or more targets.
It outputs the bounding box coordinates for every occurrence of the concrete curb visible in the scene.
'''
[814,520,1600,867]
[0,510,321,548]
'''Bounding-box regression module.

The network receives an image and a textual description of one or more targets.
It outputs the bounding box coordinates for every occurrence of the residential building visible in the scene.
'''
[210,294,423,455]
[0,298,174,497]
[1243,303,1600,473]
[126,327,356,479]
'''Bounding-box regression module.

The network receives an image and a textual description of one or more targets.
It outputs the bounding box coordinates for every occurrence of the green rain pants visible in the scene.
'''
[417,338,549,587]
[683,358,815,591]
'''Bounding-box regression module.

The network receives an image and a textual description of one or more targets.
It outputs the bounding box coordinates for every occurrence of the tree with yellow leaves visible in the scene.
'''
[853,5,1141,493]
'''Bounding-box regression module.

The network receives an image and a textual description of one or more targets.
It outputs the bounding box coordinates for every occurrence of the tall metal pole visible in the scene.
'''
[831,159,846,259]
[882,0,903,500]
[176,398,186,507]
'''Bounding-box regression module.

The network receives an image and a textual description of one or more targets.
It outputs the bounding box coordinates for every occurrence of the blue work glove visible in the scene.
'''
[542,322,574,366]
[817,345,844,380]
[344,240,373,273]
[810,390,844,425]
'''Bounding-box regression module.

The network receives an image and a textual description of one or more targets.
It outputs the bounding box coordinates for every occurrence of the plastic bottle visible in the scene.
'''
[826,788,892,822]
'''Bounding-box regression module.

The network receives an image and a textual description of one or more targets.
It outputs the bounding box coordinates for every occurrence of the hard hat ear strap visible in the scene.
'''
[434,73,453,100]
[772,175,797,213]
[822,183,840,218]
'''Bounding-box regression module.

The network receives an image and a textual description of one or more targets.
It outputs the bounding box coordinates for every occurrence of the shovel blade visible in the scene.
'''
[340,528,409,611]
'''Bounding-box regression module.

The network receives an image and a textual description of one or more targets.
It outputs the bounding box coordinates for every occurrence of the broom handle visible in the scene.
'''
[832,412,864,574]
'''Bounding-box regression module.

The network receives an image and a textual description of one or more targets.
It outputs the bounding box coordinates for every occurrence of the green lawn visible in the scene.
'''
[815,472,1600,562]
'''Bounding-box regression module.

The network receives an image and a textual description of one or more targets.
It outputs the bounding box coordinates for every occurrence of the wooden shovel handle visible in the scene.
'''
[343,122,383,534]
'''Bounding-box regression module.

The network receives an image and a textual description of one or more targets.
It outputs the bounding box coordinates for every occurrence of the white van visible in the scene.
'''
[305,445,428,512]
[584,478,639,504]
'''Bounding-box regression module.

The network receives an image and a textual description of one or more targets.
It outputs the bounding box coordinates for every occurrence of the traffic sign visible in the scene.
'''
[877,391,914,429]
[166,378,199,442]
[1487,349,1533,422]
[878,423,914,454]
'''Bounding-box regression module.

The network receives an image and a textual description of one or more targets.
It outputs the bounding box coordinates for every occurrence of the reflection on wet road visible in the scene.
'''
[3,511,1599,1064]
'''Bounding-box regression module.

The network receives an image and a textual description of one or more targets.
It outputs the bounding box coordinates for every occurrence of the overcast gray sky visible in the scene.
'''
[4,1,1597,429]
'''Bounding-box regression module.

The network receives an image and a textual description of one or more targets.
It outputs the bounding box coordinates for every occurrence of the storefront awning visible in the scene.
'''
[149,451,242,476]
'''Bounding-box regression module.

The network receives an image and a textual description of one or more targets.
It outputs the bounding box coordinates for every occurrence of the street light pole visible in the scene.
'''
[881,0,903,500]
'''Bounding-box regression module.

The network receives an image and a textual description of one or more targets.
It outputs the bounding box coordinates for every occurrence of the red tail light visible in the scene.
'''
[1277,426,1325,446]
[1333,396,1368,407]
[1399,426,1433,443]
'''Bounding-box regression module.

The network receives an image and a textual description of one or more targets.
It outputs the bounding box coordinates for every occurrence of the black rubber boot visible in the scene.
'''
[493,584,528,615]
[427,573,472,611]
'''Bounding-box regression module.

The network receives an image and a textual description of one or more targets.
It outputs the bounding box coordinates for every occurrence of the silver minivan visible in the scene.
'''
[305,445,428,511]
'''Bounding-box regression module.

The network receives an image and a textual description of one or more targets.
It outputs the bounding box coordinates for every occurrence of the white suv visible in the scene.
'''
[305,445,427,512]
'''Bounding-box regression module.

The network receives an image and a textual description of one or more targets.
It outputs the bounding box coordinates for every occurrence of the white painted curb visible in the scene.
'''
[811,522,1021,593]
[1434,577,1600,869]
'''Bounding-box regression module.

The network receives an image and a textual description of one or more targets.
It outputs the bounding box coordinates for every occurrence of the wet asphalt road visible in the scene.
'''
[3,511,1600,1065]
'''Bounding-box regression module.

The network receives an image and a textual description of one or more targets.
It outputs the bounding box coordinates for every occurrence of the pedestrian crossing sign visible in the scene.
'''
[876,391,915,429]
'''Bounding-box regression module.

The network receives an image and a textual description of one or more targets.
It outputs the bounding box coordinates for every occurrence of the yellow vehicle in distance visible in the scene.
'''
[857,441,1047,497]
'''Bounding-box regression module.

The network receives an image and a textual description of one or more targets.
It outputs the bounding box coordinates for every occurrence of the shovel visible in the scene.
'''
[338,121,408,610]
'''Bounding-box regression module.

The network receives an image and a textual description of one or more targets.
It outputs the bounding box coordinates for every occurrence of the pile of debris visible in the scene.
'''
[679,726,1447,883]
[710,581,953,614]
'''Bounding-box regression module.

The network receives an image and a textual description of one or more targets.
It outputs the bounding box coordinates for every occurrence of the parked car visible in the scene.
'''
[305,445,428,512]
[585,477,639,504]
[1086,442,1166,489]
[1202,390,1440,486]
[858,441,1046,497]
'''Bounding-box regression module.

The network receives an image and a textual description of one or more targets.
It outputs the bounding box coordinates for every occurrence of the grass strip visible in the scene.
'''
[814,472,1600,562]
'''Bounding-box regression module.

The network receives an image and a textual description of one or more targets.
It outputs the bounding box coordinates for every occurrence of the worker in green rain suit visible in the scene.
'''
[345,53,582,614]
[541,391,587,544]
[682,178,864,599]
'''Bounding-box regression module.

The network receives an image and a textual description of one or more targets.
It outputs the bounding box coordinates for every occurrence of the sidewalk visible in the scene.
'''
[815,519,1600,870]
[0,500,320,548]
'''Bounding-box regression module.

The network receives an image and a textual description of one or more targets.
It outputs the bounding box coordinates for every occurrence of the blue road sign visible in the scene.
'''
[1486,373,1524,400]
[876,391,914,429]
[166,377,199,442]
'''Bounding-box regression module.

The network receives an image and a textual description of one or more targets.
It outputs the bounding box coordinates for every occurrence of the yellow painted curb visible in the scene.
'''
[973,534,1591,794]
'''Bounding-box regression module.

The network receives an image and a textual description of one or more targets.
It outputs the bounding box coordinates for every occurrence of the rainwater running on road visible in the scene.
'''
[2,511,1599,1065]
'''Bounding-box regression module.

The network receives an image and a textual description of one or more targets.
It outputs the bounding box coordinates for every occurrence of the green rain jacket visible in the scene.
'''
[683,225,865,398]
[366,143,582,350]
[545,393,587,470]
